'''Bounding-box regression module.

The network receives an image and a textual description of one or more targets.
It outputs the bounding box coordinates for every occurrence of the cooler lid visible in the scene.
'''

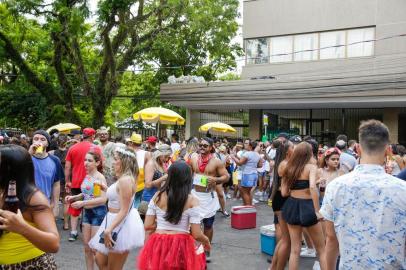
[260,224,276,236]
[231,205,257,214]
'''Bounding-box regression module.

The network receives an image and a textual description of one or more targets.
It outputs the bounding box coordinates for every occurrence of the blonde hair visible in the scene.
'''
[115,147,139,180]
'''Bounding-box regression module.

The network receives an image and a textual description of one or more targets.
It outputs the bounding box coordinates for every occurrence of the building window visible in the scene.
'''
[347,28,374,57]
[294,33,319,61]
[320,30,346,59]
[245,27,375,65]
[270,36,293,63]
[246,38,269,64]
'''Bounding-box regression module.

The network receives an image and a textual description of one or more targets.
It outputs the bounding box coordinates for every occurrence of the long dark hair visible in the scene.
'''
[284,142,312,188]
[273,140,292,187]
[156,161,192,224]
[0,145,46,212]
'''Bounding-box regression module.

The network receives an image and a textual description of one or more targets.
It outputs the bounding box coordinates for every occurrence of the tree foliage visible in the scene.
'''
[0,0,241,128]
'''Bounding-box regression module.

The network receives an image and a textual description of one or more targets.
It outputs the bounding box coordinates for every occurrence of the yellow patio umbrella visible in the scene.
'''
[47,123,81,134]
[133,107,185,125]
[199,122,236,136]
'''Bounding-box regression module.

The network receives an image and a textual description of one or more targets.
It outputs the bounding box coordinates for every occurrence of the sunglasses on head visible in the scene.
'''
[199,144,209,148]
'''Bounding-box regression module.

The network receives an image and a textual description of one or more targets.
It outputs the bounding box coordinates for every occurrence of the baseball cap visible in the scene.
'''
[82,128,96,138]
[335,140,347,150]
[277,132,289,139]
[146,136,158,144]
[130,132,142,144]
[289,135,302,144]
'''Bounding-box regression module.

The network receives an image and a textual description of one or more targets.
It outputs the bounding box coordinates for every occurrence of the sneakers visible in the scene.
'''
[226,194,232,199]
[205,251,211,263]
[300,247,316,258]
[252,198,259,205]
[255,191,263,196]
[312,261,321,270]
[68,232,78,242]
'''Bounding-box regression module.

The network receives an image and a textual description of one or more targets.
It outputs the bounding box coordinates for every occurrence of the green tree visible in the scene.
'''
[0,0,241,127]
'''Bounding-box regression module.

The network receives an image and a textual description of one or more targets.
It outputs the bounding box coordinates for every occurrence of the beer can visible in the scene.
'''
[35,145,44,154]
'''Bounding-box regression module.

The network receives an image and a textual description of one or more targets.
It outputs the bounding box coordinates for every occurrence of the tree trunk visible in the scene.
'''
[92,103,106,128]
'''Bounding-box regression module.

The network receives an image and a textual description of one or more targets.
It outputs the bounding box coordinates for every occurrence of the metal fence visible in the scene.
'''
[199,111,248,139]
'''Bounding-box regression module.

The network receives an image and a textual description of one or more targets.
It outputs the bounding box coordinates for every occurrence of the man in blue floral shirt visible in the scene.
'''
[321,120,406,270]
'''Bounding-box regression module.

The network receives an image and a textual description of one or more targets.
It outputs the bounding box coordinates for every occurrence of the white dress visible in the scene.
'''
[89,182,145,254]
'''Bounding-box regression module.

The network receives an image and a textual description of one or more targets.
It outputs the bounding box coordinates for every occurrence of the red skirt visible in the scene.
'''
[67,205,82,217]
[138,233,206,270]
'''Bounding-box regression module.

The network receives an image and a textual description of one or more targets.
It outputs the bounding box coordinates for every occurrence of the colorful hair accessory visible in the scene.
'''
[324,147,341,157]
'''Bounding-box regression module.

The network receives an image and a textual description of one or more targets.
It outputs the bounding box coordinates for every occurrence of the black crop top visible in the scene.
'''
[290,180,309,190]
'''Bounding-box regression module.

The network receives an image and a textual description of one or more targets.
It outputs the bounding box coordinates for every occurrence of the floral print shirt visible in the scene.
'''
[320,164,406,270]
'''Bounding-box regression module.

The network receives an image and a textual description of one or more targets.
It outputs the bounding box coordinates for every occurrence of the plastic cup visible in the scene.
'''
[93,183,101,197]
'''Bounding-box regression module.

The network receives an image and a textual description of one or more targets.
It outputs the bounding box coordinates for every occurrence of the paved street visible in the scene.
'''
[55,199,316,270]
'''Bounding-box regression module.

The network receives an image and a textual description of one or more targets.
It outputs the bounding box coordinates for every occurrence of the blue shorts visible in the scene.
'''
[202,215,215,229]
[241,173,258,187]
[82,205,107,226]
[258,171,266,177]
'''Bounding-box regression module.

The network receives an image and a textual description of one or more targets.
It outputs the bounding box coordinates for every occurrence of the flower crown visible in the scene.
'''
[115,146,136,158]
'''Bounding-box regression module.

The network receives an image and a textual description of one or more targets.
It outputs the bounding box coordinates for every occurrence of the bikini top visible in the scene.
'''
[290,180,310,190]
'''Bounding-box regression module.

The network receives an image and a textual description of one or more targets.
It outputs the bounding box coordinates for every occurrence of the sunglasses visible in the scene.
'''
[199,144,210,148]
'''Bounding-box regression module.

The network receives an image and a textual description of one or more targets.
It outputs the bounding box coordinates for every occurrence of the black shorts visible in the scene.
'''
[71,188,81,196]
[282,197,318,227]
[272,190,287,212]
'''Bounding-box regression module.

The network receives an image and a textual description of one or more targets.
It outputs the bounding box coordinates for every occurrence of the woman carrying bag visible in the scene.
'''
[89,146,144,270]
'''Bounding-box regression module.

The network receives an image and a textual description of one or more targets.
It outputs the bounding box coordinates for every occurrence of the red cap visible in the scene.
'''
[83,128,96,138]
[145,136,158,143]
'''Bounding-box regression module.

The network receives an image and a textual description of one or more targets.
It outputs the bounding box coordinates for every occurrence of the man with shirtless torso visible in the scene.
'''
[190,137,229,262]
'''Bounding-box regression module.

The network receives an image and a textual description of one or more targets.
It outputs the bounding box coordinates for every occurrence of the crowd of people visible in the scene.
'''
[0,119,405,270]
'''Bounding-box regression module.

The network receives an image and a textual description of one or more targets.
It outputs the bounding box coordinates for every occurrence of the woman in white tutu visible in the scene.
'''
[89,146,145,270]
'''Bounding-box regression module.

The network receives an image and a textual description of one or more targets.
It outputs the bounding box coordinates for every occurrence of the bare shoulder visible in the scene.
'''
[118,175,134,186]
[306,163,318,170]
[188,195,200,208]
[96,171,107,183]
[214,158,225,167]
[29,189,50,206]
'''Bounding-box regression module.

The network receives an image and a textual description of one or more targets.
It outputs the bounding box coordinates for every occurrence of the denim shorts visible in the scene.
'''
[258,171,266,177]
[241,173,258,187]
[82,205,107,226]
[202,215,215,229]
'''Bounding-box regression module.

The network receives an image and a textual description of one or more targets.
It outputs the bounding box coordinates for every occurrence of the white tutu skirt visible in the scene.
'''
[89,208,145,254]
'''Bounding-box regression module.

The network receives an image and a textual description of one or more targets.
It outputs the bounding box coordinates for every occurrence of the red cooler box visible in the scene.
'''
[231,205,256,229]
